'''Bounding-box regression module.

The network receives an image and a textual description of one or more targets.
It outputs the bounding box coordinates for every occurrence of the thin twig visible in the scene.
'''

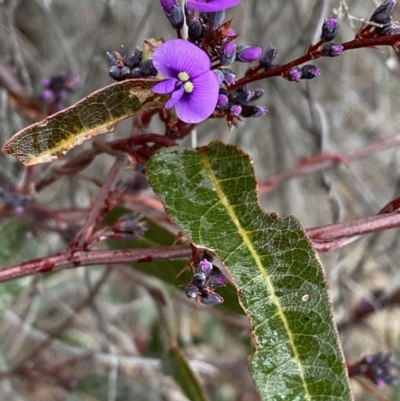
[259,133,400,193]
[0,245,192,283]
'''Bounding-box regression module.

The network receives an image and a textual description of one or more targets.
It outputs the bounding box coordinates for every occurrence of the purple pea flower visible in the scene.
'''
[187,0,241,12]
[152,39,219,123]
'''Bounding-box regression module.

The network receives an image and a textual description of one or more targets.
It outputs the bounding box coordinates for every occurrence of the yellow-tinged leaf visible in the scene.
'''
[2,79,166,166]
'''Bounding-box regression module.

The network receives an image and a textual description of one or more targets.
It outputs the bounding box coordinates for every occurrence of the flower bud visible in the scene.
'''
[287,67,302,81]
[321,42,343,57]
[235,45,262,63]
[197,259,213,276]
[185,284,199,299]
[220,42,237,65]
[161,0,184,30]
[320,18,339,42]
[229,105,242,116]
[200,292,224,305]
[217,94,229,109]
[42,89,55,102]
[259,45,278,68]
[139,59,158,77]
[207,10,225,27]
[192,272,207,287]
[221,68,236,85]
[209,274,227,287]
[241,105,267,118]
[107,51,118,67]
[369,0,396,24]
[300,65,320,79]
[125,49,142,68]
[188,18,204,41]
[109,65,122,80]
[160,0,176,14]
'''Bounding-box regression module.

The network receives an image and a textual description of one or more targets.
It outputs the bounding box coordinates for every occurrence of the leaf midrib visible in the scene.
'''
[199,150,312,400]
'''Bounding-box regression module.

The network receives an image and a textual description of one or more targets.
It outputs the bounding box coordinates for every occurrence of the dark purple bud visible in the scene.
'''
[240,105,267,118]
[191,272,207,287]
[207,10,225,27]
[230,90,253,105]
[163,1,184,30]
[259,45,278,68]
[369,0,396,24]
[112,213,146,237]
[131,68,142,78]
[125,49,142,68]
[42,89,55,103]
[287,67,302,81]
[200,292,224,305]
[247,89,265,102]
[107,52,118,67]
[109,65,122,81]
[120,66,132,78]
[188,18,204,41]
[119,45,130,59]
[229,105,242,116]
[185,284,199,299]
[160,0,176,14]
[139,60,158,77]
[235,45,262,63]
[217,94,229,109]
[391,27,400,34]
[300,65,320,79]
[321,42,343,57]
[221,68,236,85]
[220,42,237,65]
[209,274,227,287]
[320,18,339,42]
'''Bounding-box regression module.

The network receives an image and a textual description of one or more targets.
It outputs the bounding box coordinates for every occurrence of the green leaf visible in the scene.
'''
[147,140,352,401]
[162,347,209,401]
[0,220,40,315]
[2,79,167,165]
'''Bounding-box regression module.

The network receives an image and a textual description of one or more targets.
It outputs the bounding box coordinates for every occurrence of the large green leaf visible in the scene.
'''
[2,79,167,165]
[147,140,352,401]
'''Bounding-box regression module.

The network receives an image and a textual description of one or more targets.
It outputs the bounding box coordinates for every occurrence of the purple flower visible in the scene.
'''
[187,0,241,12]
[152,39,219,123]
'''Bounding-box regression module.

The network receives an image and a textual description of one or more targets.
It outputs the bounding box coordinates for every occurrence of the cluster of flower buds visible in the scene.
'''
[215,69,266,119]
[185,252,227,306]
[41,71,80,113]
[0,186,30,213]
[104,212,147,241]
[318,17,344,57]
[107,45,157,81]
[350,352,399,387]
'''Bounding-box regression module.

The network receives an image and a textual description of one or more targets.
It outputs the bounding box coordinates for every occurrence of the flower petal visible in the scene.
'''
[152,78,179,94]
[152,39,211,79]
[165,85,184,109]
[187,0,240,12]
[174,70,219,123]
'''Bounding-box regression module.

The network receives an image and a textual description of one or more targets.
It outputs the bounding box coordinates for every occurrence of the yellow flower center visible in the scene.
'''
[177,71,194,93]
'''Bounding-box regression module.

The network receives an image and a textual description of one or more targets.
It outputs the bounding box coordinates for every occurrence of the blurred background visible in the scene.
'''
[1,0,400,400]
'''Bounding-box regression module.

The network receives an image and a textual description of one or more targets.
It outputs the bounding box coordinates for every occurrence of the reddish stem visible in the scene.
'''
[0,245,192,283]
[229,34,400,91]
